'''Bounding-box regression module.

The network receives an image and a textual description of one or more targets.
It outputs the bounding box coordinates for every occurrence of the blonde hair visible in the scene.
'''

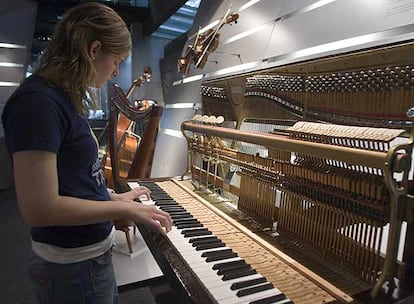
[35,2,132,113]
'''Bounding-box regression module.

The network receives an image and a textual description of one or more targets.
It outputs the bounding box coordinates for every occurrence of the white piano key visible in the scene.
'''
[204,273,263,289]
[220,288,283,304]
[138,182,292,304]
[127,182,140,188]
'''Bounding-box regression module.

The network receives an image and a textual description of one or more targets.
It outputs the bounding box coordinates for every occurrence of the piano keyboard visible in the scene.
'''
[128,180,342,304]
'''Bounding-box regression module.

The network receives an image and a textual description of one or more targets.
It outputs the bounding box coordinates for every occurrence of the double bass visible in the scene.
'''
[177,7,239,76]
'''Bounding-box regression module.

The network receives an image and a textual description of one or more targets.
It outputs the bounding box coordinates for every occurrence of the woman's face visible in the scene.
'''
[93,52,126,88]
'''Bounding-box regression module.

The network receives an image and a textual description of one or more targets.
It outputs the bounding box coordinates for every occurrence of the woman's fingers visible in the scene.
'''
[150,219,167,236]
[153,210,172,232]
[131,186,151,200]
[131,204,172,234]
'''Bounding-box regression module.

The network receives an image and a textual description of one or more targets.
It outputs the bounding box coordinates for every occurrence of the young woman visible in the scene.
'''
[1,2,172,303]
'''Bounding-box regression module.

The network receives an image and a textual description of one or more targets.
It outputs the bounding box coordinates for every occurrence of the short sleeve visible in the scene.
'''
[3,92,67,154]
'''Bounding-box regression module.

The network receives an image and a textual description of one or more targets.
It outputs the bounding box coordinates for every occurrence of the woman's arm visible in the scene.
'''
[12,150,172,234]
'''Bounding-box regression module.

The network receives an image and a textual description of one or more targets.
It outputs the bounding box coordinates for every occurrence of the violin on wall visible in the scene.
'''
[102,67,152,189]
[177,8,239,76]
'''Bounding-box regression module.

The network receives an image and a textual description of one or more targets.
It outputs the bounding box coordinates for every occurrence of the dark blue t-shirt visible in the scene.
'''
[2,75,112,248]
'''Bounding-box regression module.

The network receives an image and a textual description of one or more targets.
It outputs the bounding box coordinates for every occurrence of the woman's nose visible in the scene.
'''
[112,66,119,77]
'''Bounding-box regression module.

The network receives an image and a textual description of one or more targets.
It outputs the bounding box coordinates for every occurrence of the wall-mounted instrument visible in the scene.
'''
[177,7,239,77]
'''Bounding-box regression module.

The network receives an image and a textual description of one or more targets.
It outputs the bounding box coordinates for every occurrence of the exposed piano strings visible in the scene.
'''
[181,119,413,298]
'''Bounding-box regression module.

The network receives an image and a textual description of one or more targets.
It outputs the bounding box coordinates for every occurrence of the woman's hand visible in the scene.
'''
[127,202,173,235]
[110,186,151,201]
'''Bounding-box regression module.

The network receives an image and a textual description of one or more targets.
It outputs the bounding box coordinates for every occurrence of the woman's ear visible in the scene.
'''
[89,40,102,60]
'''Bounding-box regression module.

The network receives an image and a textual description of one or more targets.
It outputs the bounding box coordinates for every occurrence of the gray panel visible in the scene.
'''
[0,66,25,82]
[151,132,188,178]
[166,79,203,104]
[0,86,18,105]
[0,48,27,63]
[131,25,170,104]
[0,138,13,190]
[159,107,197,130]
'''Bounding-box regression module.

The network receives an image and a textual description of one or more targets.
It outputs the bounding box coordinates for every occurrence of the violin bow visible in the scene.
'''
[182,27,203,76]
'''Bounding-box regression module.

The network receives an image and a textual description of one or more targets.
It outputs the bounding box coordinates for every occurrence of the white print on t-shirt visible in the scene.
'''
[91,157,105,187]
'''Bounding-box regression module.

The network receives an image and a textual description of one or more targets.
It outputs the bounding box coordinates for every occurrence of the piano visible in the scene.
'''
[121,41,414,303]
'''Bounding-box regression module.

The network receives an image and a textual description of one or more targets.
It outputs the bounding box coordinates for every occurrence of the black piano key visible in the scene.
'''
[194,239,223,248]
[222,268,257,281]
[195,241,225,251]
[175,218,198,224]
[152,196,174,201]
[165,210,189,215]
[236,283,274,297]
[173,218,194,225]
[154,200,177,205]
[182,228,212,237]
[163,210,187,215]
[248,293,288,304]
[217,263,251,275]
[136,181,156,186]
[215,260,248,274]
[173,218,197,225]
[170,213,192,219]
[176,222,203,229]
[182,227,208,234]
[163,207,186,211]
[155,202,179,207]
[201,249,237,263]
[201,248,233,258]
[191,237,220,246]
[212,259,246,270]
[230,277,267,290]
[189,236,218,243]
[160,206,186,211]
[159,204,183,208]
[205,252,237,262]
[147,189,166,194]
[151,195,173,199]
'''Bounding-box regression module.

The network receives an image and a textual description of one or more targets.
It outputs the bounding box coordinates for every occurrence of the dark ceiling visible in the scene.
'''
[30,0,191,69]
[32,0,189,35]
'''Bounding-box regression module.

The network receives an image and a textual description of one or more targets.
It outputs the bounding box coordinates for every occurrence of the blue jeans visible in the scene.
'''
[29,249,118,304]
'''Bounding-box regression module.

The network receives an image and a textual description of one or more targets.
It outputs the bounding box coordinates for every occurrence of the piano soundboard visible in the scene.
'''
[128,179,356,304]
